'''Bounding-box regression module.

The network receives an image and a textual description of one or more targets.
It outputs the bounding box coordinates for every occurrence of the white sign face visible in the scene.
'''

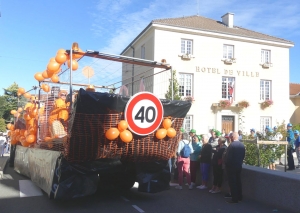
[124,92,163,136]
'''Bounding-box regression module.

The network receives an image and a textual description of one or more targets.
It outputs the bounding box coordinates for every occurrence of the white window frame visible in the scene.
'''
[141,45,145,59]
[179,73,193,97]
[261,49,271,63]
[260,116,272,133]
[222,77,235,100]
[260,80,271,101]
[223,44,234,59]
[181,39,193,54]
[183,115,193,133]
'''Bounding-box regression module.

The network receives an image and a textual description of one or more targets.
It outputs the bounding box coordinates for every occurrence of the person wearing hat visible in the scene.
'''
[250,129,257,138]
[294,130,300,168]
[189,129,196,139]
[189,134,202,188]
[286,123,295,170]
[0,132,7,157]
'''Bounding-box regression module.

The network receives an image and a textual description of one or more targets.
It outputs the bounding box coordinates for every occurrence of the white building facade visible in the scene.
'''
[121,13,294,135]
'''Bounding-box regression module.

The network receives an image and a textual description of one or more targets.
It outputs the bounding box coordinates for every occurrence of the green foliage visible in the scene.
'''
[243,122,287,168]
[0,118,6,132]
[165,70,181,100]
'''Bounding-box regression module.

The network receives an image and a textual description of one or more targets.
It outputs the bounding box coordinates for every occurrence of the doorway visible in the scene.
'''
[222,116,234,134]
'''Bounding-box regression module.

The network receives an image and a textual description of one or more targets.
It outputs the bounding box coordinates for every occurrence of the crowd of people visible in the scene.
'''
[172,123,299,204]
[0,132,10,157]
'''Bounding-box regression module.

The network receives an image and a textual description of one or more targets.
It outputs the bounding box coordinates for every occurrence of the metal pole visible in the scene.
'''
[37,83,41,144]
[69,47,73,111]
[171,68,173,100]
[256,137,260,167]
[285,144,287,172]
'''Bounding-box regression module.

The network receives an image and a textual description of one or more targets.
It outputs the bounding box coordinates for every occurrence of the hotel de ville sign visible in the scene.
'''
[195,66,259,78]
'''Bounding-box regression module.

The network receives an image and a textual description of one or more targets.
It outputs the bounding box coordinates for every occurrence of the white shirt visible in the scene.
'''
[0,136,6,146]
[177,139,194,155]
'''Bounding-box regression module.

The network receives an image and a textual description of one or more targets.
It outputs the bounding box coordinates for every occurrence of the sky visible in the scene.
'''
[0,0,300,94]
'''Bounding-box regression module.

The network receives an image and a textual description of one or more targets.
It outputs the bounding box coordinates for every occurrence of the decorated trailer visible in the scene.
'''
[8,43,191,199]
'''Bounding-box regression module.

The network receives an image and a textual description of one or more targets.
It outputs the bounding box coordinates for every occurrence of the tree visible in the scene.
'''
[165,70,181,100]
[0,118,6,132]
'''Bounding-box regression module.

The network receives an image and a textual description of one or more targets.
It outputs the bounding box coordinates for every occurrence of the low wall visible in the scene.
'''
[241,165,300,213]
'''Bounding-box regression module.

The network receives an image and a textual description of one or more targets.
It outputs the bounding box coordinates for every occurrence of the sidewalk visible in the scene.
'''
[0,153,10,180]
[274,152,300,174]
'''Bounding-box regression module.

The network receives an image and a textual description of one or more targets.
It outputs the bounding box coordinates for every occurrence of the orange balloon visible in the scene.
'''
[57,49,66,55]
[6,123,12,129]
[42,70,50,78]
[17,107,23,113]
[67,59,78,71]
[42,84,50,93]
[120,130,133,143]
[156,128,167,139]
[21,141,30,147]
[10,124,15,131]
[15,129,20,135]
[23,113,31,121]
[30,107,38,118]
[47,61,61,74]
[24,130,28,137]
[11,138,18,145]
[54,67,62,74]
[18,87,25,94]
[16,135,21,141]
[19,136,26,143]
[23,93,31,99]
[55,52,68,64]
[13,112,20,118]
[72,48,84,59]
[10,110,17,115]
[118,120,128,132]
[26,134,36,143]
[20,129,25,136]
[162,118,172,129]
[34,72,45,81]
[105,128,120,140]
[51,74,59,83]
[167,128,176,138]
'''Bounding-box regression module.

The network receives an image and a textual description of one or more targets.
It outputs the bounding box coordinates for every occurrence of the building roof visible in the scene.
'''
[152,15,293,45]
[290,83,300,96]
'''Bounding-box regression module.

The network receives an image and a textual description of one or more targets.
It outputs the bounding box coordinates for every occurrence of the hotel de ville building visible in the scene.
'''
[121,12,294,135]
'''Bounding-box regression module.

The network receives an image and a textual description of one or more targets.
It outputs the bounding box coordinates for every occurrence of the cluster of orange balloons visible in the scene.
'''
[7,122,37,147]
[155,118,177,139]
[105,120,133,143]
[33,45,84,85]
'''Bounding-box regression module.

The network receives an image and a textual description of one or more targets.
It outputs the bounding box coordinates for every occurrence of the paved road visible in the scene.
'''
[0,162,295,213]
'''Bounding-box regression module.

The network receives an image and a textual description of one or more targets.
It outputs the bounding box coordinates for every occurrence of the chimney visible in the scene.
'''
[221,12,234,28]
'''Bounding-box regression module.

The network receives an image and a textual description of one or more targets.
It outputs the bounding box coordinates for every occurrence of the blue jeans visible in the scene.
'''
[200,163,210,181]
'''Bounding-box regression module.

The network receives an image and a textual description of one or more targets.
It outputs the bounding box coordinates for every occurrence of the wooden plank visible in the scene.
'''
[257,141,288,145]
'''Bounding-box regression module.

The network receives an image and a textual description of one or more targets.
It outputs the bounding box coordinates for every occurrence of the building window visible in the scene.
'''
[260,80,271,101]
[181,39,193,54]
[223,45,234,59]
[261,49,271,63]
[141,45,145,59]
[183,115,193,133]
[222,77,235,103]
[260,116,272,132]
[179,73,192,97]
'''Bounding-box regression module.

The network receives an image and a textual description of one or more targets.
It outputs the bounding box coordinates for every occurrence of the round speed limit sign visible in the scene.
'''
[124,92,163,136]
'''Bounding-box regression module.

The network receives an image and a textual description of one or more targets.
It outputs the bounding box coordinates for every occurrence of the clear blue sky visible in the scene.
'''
[0,0,299,94]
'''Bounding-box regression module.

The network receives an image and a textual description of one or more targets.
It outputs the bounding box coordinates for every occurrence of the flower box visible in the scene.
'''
[219,100,231,108]
[260,100,273,109]
[237,100,250,109]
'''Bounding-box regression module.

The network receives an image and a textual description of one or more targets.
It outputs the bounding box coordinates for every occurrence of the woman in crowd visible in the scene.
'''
[189,135,202,188]
[210,137,227,193]
[197,134,212,189]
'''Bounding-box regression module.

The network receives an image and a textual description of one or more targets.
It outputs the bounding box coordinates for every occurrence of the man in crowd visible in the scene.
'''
[225,132,245,204]
[286,123,295,170]
[294,130,300,169]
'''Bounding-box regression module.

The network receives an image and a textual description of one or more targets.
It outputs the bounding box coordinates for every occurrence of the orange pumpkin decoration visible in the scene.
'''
[34,72,45,81]
[118,120,128,132]
[167,128,176,138]
[105,128,120,140]
[51,74,59,83]
[26,134,36,143]
[120,130,133,143]
[55,52,68,64]
[156,128,167,139]
[67,59,78,71]
[23,93,31,99]
[162,118,172,129]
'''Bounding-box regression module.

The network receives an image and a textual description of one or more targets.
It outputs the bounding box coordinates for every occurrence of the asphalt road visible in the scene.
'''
[0,165,295,213]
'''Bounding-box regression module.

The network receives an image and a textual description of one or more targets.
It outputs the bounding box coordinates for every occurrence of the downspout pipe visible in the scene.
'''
[130,46,135,96]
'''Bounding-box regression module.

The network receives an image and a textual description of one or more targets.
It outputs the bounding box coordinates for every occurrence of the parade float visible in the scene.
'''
[6,43,191,199]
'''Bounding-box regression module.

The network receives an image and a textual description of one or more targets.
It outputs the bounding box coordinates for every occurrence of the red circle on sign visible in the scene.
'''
[125,92,163,136]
